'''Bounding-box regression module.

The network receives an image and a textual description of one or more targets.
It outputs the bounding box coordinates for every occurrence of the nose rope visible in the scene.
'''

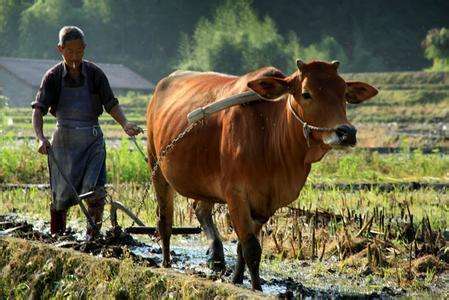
[287,98,336,147]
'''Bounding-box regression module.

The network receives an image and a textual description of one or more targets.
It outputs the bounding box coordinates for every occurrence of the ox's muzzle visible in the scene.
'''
[324,124,357,147]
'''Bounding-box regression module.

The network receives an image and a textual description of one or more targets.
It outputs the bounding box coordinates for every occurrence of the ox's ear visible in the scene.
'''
[345,81,378,104]
[247,77,290,101]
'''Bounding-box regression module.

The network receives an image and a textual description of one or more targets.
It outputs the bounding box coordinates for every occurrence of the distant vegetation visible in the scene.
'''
[178,0,347,75]
[422,27,449,71]
[0,95,8,109]
[1,1,449,81]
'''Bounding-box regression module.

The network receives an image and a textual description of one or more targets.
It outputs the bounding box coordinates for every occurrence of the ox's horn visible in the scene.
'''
[331,60,340,69]
[296,59,306,71]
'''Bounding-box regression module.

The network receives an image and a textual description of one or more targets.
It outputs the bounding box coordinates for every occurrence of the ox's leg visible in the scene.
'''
[194,201,225,271]
[153,169,174,268]
[232,241,245,284]
[232,223,263,285]
[227,199,263,291]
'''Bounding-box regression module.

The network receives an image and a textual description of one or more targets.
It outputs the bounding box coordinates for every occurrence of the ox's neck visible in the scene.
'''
[278,96,308,174]
[269,94,330,204]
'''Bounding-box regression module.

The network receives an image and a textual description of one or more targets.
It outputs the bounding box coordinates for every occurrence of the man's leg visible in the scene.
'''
[50,206,67,236]
[85,186,106,239]
[84,154,107,240]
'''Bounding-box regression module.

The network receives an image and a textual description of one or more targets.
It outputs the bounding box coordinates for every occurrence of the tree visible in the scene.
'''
[1,0,448,80]
[302,36,349,69]
[0,0,33,57]
[177,0,347,75]
[18,0,85,59]
[422,27,449,71]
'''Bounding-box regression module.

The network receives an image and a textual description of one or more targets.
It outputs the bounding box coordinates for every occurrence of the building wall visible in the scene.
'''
[0,69,35,107]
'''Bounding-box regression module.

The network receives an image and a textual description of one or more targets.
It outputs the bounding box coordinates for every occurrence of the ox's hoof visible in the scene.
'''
[207,258,226,272]
[253,285,262,291]
[162,260,171,268]
[232,273,245,285]
[251,280,263,291]
[206,239,226,271]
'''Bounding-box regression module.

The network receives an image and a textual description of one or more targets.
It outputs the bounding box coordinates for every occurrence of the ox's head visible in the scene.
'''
[247,60,378,148]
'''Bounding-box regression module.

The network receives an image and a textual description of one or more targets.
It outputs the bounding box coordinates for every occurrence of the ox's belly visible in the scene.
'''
[157,127,225,203]
[162,162,225,204]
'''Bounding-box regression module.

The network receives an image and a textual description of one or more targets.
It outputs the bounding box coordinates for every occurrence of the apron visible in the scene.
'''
[49,74,107,211]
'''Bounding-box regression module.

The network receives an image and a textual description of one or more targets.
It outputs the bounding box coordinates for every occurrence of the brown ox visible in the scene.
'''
[146,60,377,290]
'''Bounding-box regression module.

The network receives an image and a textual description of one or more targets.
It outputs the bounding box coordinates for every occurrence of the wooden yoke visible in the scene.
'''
[187,91,263,124]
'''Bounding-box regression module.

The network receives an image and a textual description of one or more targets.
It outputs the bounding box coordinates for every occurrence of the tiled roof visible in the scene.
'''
[0,57,154,90]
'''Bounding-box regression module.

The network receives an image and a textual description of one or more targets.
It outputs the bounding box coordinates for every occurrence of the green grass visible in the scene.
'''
[311,149,449,184]
[117,91,151,110]
[0,137,151,184]
[0,137,448,185]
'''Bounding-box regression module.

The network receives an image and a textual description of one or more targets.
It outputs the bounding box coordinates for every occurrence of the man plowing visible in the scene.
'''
[31,26,141,239]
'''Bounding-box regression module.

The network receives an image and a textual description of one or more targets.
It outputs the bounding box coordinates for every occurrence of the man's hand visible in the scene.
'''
[123,122,142,137]
[38,137,51,155]
[109,105,143,137]
[32,108,50,155]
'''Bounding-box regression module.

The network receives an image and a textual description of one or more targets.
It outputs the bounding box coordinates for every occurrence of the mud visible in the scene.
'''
[1,213,448,299]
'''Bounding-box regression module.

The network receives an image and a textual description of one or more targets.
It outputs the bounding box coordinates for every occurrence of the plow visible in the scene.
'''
[108,198,201,236]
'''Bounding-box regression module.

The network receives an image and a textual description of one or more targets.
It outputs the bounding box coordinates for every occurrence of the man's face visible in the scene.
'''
[57,39,85,69]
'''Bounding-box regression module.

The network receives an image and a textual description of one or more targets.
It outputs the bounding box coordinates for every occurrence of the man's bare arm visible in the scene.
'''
[109,104,141,136]
[32,108,51,154]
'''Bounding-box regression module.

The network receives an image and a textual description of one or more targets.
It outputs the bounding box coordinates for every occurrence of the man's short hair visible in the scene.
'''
[58,26,85,46]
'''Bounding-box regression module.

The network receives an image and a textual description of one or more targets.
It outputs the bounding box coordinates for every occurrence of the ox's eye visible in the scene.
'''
[302,92,312,100]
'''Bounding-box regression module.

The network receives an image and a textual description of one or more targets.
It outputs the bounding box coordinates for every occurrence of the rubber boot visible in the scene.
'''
[50,208,67,236]
[86,198,105,240]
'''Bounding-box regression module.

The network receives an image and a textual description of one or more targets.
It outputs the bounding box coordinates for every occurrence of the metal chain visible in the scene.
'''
[131,120,204,223]
[150,120,203,181]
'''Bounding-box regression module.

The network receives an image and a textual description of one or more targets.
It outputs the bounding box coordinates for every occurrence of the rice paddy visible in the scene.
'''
[1,71,449,297]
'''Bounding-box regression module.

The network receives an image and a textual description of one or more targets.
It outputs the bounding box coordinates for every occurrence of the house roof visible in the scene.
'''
[0,57,154,90]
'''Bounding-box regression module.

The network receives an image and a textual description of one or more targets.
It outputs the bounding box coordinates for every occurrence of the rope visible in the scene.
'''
[130,136,148,163]
[287,98,336,147]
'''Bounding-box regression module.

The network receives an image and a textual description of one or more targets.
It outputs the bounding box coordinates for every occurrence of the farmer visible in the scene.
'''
[31,26,141,239]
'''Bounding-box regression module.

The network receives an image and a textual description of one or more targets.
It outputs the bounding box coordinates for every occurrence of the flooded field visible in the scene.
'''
[1,204,448,299]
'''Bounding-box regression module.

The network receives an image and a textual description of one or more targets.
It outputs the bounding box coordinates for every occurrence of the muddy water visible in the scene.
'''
[1,214,448,299]
[131,236,407,299]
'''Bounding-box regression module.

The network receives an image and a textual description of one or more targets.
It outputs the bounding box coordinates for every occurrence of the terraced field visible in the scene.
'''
[1,71,448,148]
